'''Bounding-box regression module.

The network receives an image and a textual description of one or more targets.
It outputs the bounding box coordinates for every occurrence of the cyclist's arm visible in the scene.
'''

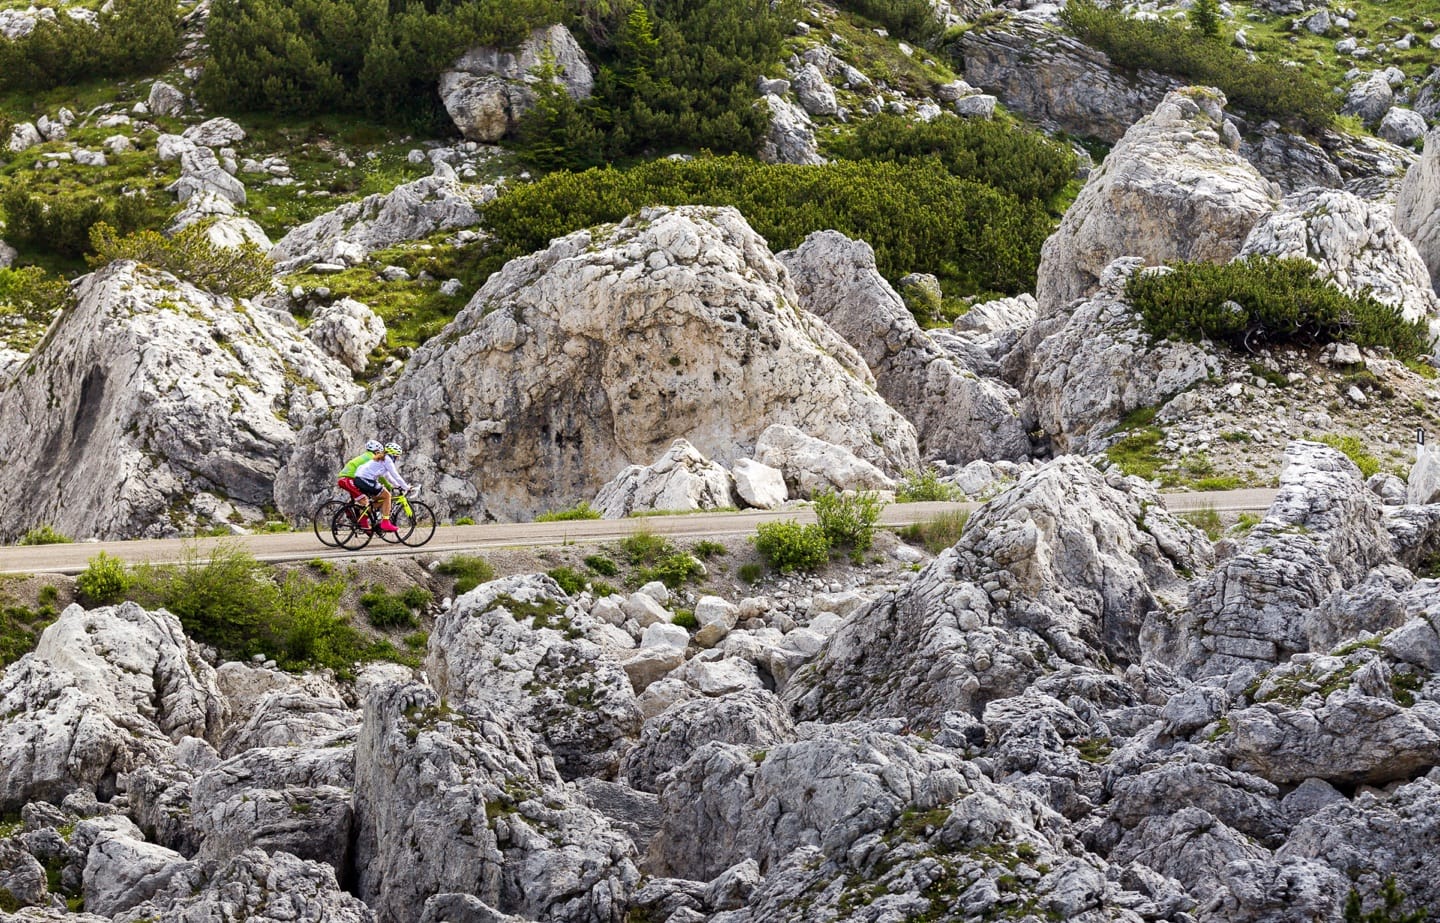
[384,457,411,492]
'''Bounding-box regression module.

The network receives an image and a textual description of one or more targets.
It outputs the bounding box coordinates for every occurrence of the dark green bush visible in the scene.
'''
[1060,0,1335,130]
[2,188,152,260]
[547,566,589,594]
[753,520,830,573]
[77,552,133,606]
[0,599,58,666]
[633,553,704,589]
[481,155,1052,299]
[0,267,72,349]
[438,554,495,594]
[1126,256,1434,361]
[360,585,419,629]
[0,0,179,91]
[584,554,620,576]
[832,113,1076,205]
[896,468,962,502]
[17,525,70,546]
[620,529,673,565]
[88,222,273,298]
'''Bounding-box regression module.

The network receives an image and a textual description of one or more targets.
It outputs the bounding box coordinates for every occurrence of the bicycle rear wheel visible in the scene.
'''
[332,504,373,550]
[398,501,437,547]
[312,499,347,547]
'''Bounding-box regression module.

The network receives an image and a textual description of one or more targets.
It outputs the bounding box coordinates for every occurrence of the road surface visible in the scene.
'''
[0,488,1278,576]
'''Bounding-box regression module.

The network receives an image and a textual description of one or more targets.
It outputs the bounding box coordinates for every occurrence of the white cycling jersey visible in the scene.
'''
[355,456,410,492]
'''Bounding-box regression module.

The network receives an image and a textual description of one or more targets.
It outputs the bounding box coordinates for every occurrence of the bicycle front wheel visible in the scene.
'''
[398,501,437,547]
[312,499,347,547]
[332,505,373,550]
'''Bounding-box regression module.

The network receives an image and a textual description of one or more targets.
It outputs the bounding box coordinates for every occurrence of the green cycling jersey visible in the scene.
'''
[338,452,375,478]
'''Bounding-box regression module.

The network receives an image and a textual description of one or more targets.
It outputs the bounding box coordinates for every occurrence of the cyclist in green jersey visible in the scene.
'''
[337,440,383,503]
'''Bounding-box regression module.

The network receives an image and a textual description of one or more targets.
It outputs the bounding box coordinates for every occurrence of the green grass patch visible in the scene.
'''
[1181,506,1224,541]
[1320,433,1381,478]
[437,554,495,595]
[897,509,970,554]
[17,524,70,545]
[535,501,602,522]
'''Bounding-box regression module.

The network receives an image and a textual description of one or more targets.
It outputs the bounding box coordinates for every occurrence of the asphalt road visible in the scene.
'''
[0,488,1279,576]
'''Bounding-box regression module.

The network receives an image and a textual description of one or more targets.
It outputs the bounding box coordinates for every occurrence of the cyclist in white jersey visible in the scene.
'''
[352,442,411,533]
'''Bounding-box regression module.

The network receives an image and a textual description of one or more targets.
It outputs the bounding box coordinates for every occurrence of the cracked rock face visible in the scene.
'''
[1397,128,1440,294]
[779,230,1030,464]
[1034,88,1278,313]
[0,261,357,540]
[277,206,918,523]
[439,24,594,143]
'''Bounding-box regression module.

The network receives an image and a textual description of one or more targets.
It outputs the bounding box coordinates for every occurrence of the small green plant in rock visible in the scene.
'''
[438,554,494,594]
[754,520,830,573]
[620,529,673,565]
[691,540,727,559]
[584,554,619,576]
[535,501,601,522]
[897,509,970,554]
[76,552,133,606]
[896,467,962,502]
[738,562,765,584]
[1181,506,1224,542]
[360,585,419,629]
[1231,513,1262,536]
[1320,434,1381,478]
[18,525,70,545]
[546,566,588,595]
[671,609,698,630]
[88,221,273,298]
[1343,876,1428,923]
[633,554,705,590]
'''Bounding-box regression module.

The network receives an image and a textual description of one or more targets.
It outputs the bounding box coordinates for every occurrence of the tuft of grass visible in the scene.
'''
[1181,506,1223,542]
[691,540,727,559]
[738,562,765,584]
[535,501,602,522]
[897,509,971,554]
[438,554,495,595]
[18,525,70,545]
[1320,434,1381,479]
[546,566,588,595]
[359,585,420,630]
[584,554,619,576]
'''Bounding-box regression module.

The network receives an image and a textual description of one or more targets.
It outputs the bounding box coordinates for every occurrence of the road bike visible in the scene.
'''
[329,490,436,549]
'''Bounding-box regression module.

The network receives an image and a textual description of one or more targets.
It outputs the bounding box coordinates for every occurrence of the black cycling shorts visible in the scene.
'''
[354,477,385,497]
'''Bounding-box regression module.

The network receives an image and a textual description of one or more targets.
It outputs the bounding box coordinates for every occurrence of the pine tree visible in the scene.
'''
[1189,0,1221,39]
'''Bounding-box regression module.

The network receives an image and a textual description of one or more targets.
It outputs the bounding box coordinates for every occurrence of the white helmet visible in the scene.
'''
[365,439,383,453]
[385,441,403,457]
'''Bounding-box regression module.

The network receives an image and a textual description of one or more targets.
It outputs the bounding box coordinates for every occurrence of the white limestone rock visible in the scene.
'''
[1397,128,1440,294]
[780,230,1029,463]
[759,94,824,165]
[146,80,187,117]
[1035,88,1278,314]
[754,424,897,497]
[594,439,737,518]
[621,689,795,793]
[276,206,917,523]
[304,297,386,374]
[731,457,787,509]
[269,167,494,272]
[440,24,594,142]
[0,261,357,540]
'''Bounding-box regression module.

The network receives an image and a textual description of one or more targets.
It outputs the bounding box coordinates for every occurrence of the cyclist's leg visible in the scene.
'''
[379,488,393,520]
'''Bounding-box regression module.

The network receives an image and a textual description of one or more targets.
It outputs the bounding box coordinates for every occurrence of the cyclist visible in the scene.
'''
[337,440,383,502]
[353,441,412,533]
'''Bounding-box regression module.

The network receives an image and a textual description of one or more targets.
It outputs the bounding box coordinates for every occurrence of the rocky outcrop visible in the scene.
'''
[269,166,494,272]
[426,575,641,779]
[439,25,593,142]
[753,424,897,497]
[786,455,1209,724]
[1021,258,1219,453]
[1240,123,1345,193]
[1240,187,1439,320]
[594,439,737,518]
[779,231,1030,463]
[352,682,638,923]
[1174,442,1397,682]
[304,297,387,374]
[1034,88,1278,313]
[277,206,918,523]
[758,94,824,166]
[957,15,1173,143]
[0,603,225,811]
[620,689,795,793]
[1397,129,1440,293]
[0,261,356,539]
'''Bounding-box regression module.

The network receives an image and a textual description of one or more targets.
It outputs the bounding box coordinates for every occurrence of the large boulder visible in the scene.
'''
[1020,258,1219,454]
[0,603,225,812]
[439,25,593,142]
[0,261,357,540]
[270,165,493,272]
[594,439,737,518]
[352,682,638,923]
[758,94,824,166]
[276,206,918,523]
[620,689,795,794]
[753,424,896,497]
[786,455,1210,724]
[1240,187,1439,321]
[426,575,641,779]
[779,231,1030,463]
[1397,128,1440,294]
[1034,88,1278,313]
[304,297,387,374]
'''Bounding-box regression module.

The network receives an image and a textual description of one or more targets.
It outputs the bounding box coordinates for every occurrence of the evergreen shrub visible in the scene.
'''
[1060,0,1335,130]
[834,0,942,44]
[1126,257,1433,362]
[87,222,274,298]
[0,0,179,91]
[753,520,830,573]
[480,155,1053,299]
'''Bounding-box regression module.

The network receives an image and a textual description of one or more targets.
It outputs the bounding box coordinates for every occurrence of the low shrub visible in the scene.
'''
[753,520,830,573]
[813,488,885,554]
[1320,434,1381,478]
[438,554,494,594]
[1060,0,1335,130]
[535,501,602,522]
[77,552,133,606]
[360,586,419,629]
[18,525,70,546]
[87,222,273,298]
[0,600,58,666]
[633,553,704,590]
[546,566,588,595]
[1126,257,1433,362]
[584,554,619,576]
[0,267,72,350]
[671,609,698,630]
[620,529,673,565]
[835,0,942,45]
[691,540,727,559]
[2,187,153,260]
[896,467,963,502]
[0,0,179,92]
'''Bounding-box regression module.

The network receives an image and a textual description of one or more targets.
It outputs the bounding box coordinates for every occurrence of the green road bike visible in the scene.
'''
[329,490,437,549]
